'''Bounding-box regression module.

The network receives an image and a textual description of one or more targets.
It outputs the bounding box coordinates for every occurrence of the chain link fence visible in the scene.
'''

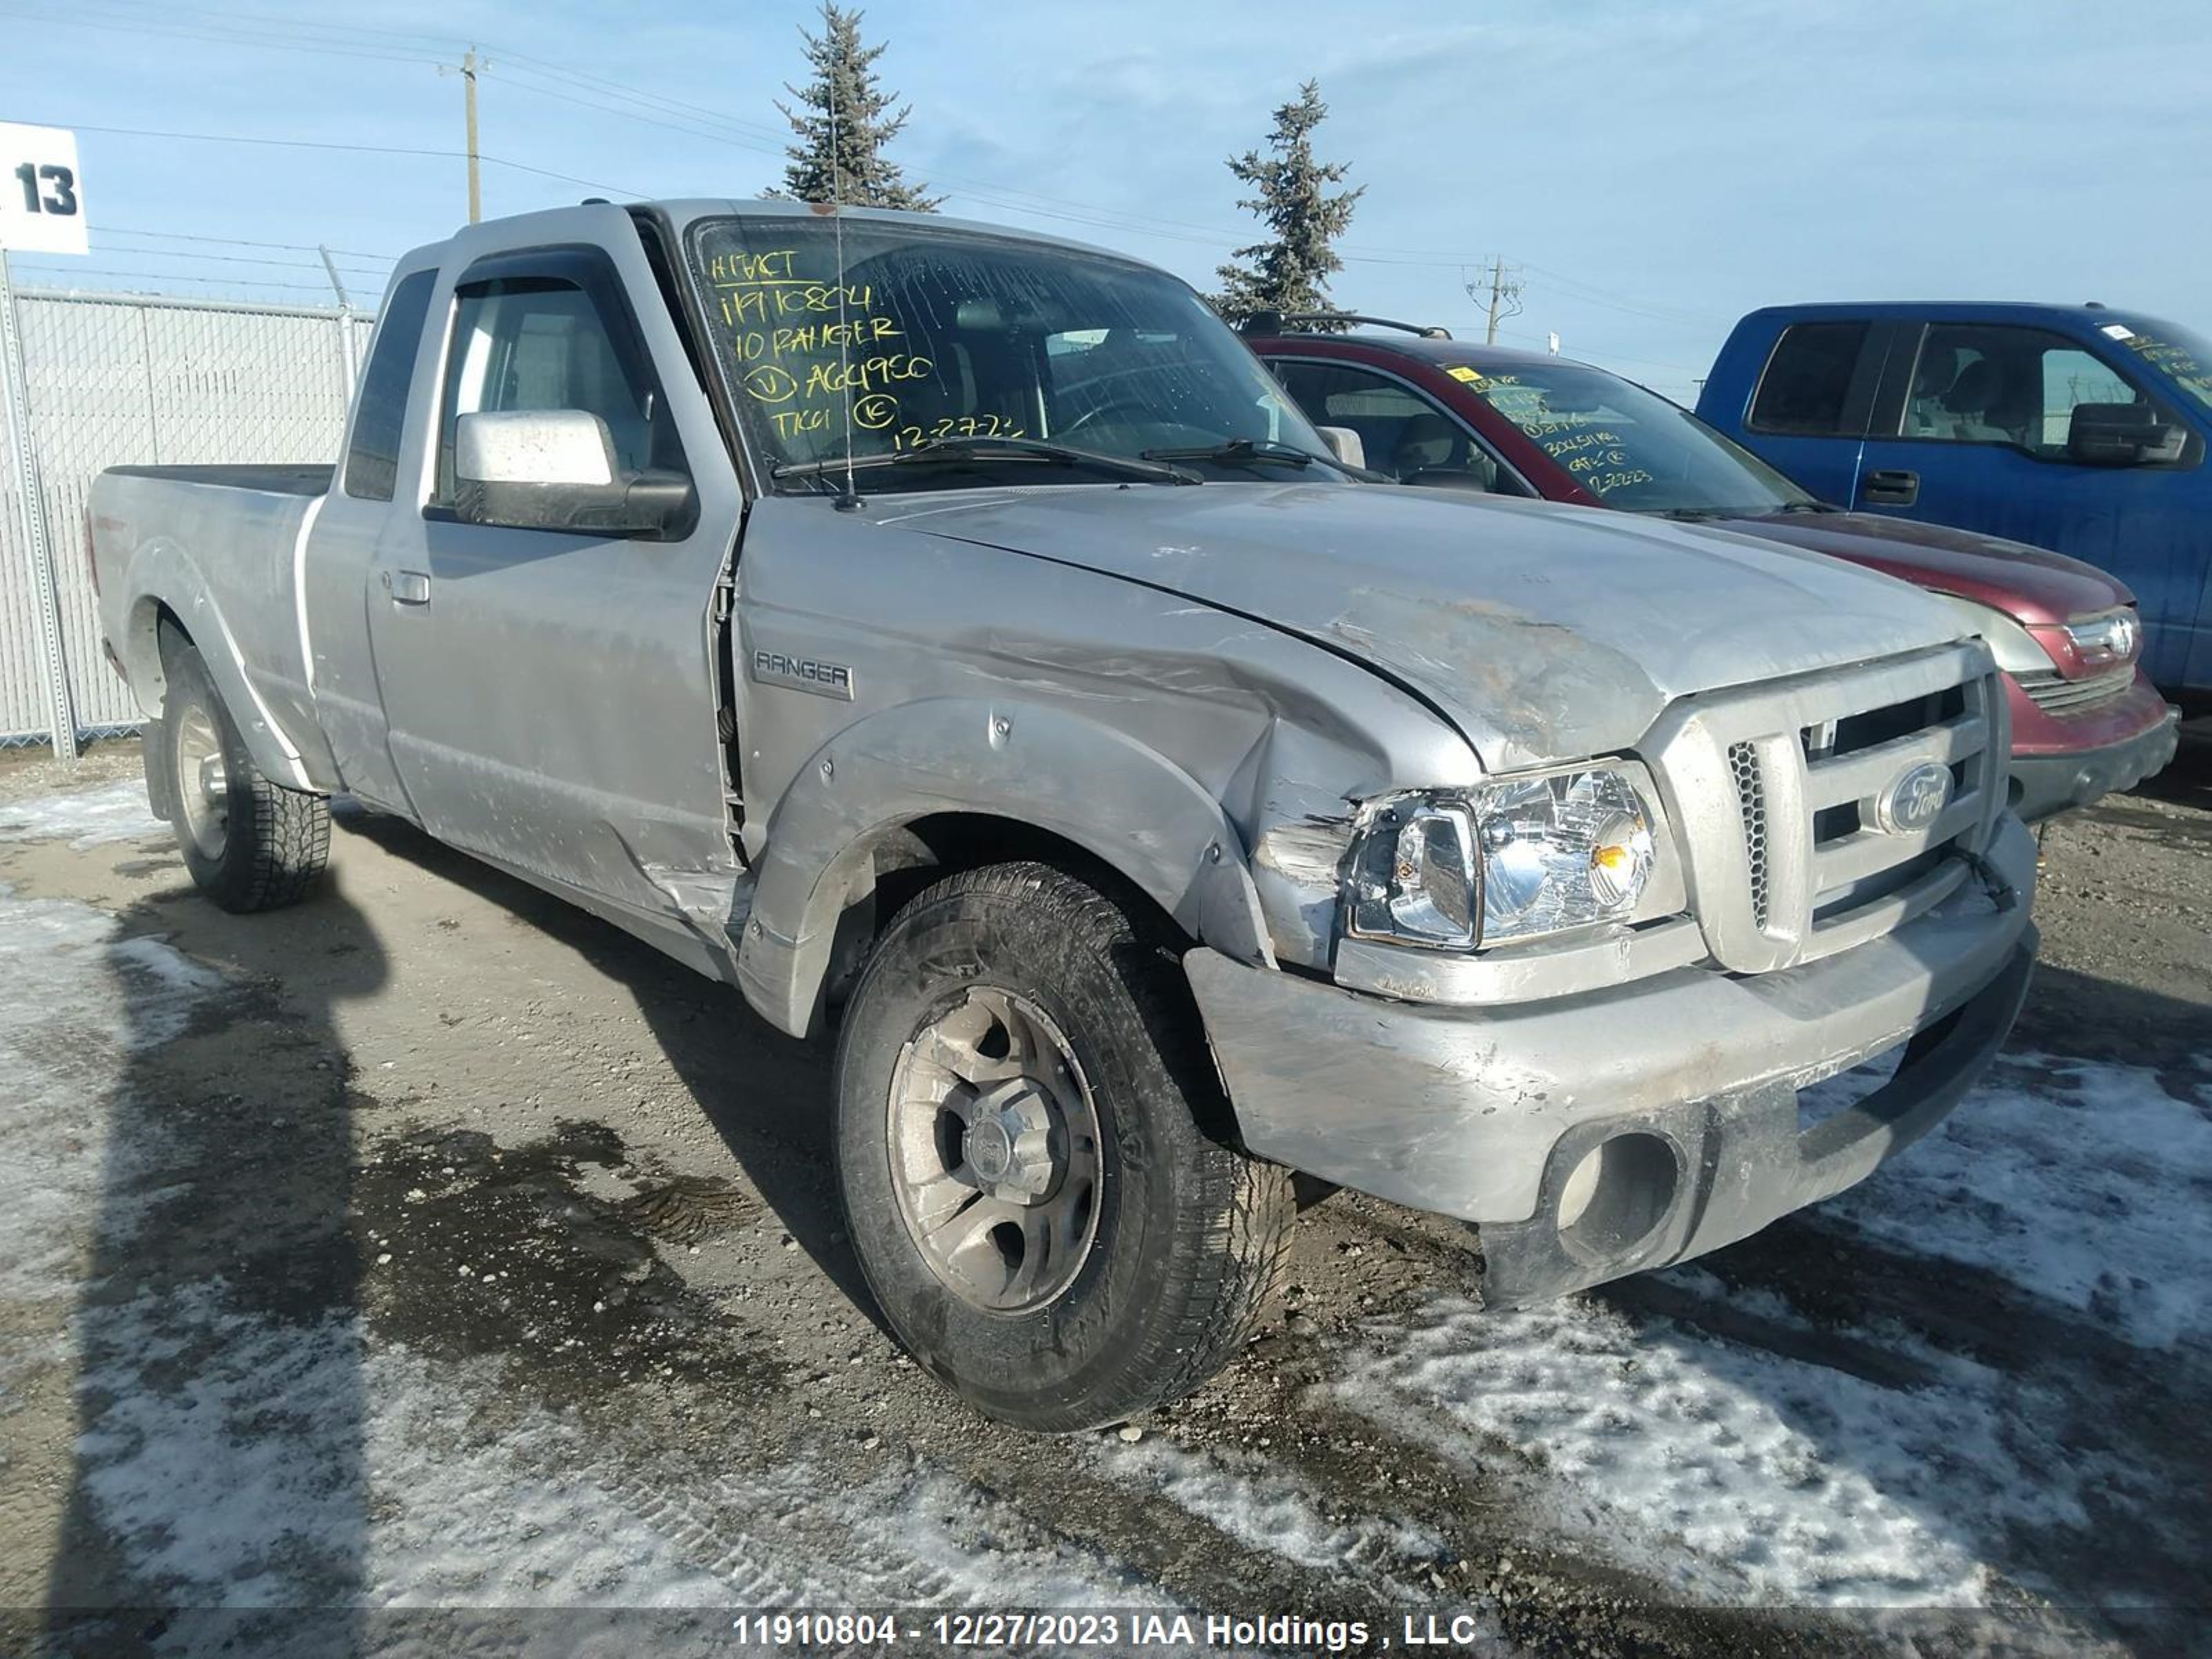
[0,288,373,749]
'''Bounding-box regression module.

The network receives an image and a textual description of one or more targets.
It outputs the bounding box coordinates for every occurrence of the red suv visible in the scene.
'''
[1246,315,2178,820]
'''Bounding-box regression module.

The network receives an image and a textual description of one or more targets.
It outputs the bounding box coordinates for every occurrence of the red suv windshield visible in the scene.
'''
[1461,360,1817,516]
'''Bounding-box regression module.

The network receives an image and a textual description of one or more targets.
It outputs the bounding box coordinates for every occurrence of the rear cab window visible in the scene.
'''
[343,269,438,501]
[1749,321,1871,435]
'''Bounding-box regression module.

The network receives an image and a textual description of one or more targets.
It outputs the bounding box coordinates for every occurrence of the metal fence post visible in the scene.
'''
[0,247,76,760]
[335,303,358,409]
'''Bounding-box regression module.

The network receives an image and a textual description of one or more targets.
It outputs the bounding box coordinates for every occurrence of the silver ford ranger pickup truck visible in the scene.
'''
[86,200,2037,1430]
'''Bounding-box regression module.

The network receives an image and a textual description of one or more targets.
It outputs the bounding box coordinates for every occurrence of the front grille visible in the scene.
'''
[2017,663,2134,716]
[1729,741,1770,930]
[1647,644,2001,973]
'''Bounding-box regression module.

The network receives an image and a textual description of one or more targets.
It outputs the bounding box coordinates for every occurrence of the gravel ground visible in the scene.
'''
[0,730,2205,1658]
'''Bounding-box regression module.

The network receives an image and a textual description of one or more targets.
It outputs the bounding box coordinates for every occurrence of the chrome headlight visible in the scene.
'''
[2061,606,2140,668]
[1345,767,1662,950]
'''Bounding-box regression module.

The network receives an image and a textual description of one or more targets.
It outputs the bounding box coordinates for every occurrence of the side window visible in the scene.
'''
[1272,360,1499,488]
[432,274,684,507]
[1748,322,1870,435]
[342,269,438,502]
[2039,349,2137,445]
[1902,324,2167,453]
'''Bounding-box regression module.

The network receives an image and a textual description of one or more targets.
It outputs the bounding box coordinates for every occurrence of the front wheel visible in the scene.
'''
[155,628,330,912]
[834,862,1295,1432]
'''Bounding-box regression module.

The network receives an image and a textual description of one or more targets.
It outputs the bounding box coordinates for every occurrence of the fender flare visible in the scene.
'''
[735,697,1273,1037]
[122,541,315,791]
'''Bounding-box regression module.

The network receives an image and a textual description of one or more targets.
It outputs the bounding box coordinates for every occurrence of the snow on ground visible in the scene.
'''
[1813,1051,2212,1348]
[1097,1435,1444,1581]
[6,776,2199,1644]
[0,814,1200,1622]
[1340,1290,2023,1608]
[0,879,216,1302]
[0,778,164,849]
[1337,1044,2211,1616]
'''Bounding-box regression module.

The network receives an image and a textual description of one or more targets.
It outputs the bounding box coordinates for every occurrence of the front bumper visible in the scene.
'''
[1188,816,2038,1305]
[2010,698,2180,821]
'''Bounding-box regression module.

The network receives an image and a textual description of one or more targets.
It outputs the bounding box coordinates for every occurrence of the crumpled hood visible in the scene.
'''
[883,482,1970,770]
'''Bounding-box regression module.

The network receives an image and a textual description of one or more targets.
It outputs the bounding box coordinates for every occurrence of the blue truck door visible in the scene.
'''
[1850,320,2209,688]
[1714,319,1902,505]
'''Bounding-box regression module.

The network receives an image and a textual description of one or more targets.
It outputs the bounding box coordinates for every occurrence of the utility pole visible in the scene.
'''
[442,48,485,223]
[1477,255,1523,346]
[462,47,482,223]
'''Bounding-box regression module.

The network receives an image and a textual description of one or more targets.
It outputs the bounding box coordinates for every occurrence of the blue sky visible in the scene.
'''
[1,0,2205,401]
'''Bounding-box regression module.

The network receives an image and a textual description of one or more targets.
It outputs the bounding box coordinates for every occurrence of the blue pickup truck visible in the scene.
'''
[1698,303,2212,695]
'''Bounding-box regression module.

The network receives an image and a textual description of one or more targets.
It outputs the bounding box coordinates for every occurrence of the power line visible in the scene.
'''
[15,0,1731,329]
[39,120,644,198]
[1516,260,1730,327]
[6,263,382,295]
[97,225,395,261]
[0,1,435,66]
[87,238,386,275]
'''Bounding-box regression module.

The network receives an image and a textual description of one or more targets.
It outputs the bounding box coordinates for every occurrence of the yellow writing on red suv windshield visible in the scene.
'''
[1474,378,1654,495]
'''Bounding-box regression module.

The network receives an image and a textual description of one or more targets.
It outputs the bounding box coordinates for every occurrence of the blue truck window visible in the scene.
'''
[1749,322,1868,435]
[343,270,439,503]
[1902,323,2179,456]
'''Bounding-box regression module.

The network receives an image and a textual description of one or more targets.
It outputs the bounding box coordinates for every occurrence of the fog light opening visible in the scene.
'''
[1556,1132,1678,1262]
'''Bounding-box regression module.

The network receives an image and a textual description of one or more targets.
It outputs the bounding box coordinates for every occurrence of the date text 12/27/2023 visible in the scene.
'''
[723,1611,1403,1651]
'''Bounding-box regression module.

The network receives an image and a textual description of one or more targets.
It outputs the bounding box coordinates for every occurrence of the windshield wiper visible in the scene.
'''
[773,435,1199,487]
[1771,499,1845,514]
[1141,437,1327,471]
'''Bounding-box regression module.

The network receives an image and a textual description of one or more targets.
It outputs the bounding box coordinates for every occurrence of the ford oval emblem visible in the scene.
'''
[1875,760,1952,834]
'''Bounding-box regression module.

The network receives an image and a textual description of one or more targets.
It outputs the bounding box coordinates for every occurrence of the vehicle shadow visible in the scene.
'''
[2130,715,2212,812]
[39,872,386,1658]
[330,811,885,1331]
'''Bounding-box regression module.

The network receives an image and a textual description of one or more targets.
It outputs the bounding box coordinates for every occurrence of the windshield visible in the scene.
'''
[2106,317,2212,417]
[1458,360,1817,516]
[684,216,1328,489]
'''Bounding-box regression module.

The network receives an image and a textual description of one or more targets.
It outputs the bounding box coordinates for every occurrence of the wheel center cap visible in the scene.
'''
[965,1118,1015,1182]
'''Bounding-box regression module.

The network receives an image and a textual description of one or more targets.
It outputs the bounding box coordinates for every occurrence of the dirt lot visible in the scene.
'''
[0,733,2206,1658]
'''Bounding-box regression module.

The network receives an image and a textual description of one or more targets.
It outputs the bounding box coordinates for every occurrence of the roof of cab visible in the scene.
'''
[1248,330,1590,375]
[1723,299,2201,339]
[392,197,1159,288]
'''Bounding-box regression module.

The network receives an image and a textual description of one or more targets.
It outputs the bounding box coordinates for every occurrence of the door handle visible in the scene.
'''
[1862,469,1920,507]
[382,569,431,606]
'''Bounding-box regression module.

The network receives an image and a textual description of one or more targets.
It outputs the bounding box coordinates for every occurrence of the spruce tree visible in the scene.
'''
[769,3,940,212]
[1214,81,1363,326]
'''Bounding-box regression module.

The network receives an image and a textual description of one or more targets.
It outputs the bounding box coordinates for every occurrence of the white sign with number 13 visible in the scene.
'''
[0,122,86,256]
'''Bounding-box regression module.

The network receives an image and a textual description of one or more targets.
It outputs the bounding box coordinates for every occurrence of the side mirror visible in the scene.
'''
[2066,402,2185,467]
[1313,424,1367,469]
[452,409,695,537]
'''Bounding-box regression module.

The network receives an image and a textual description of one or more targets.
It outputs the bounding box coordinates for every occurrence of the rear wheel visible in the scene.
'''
[156,628,330,912]
[834,862,1295,1432]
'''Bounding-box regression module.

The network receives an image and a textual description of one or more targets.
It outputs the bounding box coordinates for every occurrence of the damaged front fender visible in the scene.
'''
[736,699,1275,1037]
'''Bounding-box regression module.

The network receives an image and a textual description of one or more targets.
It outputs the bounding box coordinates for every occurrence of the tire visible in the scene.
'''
[155,627,330,912]
[834,861,1295,1432]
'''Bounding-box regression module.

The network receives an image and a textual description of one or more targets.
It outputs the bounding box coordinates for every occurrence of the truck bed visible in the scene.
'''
[88,463,336,790]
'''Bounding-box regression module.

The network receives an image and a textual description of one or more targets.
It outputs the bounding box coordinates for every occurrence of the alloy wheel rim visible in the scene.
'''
[886,985,1103,1314]
[173,700,229,861]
